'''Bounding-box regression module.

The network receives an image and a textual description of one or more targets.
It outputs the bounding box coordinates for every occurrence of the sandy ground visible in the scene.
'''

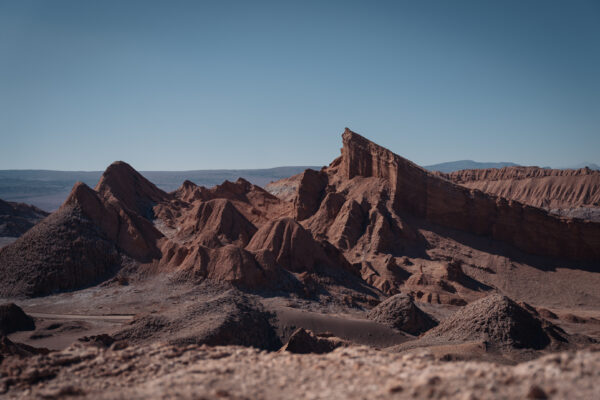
[2,342,600,399]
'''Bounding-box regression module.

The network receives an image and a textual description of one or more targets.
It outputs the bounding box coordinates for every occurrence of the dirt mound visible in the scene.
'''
[0,198,48,238]
[114,291,281,350]
[422,294,553,349]
[0,303,35,335]
[366,294,437,335]
[0,206,122,297]
[280,328,348,354]
[0,336,49,363]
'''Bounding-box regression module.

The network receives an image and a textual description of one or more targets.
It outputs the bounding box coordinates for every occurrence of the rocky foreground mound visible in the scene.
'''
[114,290,281,350]
[421,294,561,350]
[280,328,348,354]
[366,294,437,335]
[0,303,35,335]
[1,341,599,399]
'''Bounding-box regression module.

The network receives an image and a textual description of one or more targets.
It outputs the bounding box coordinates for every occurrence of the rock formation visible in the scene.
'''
[0,163,165,296]
[0,303,35,335]
[0,336,48,364]
[266,128,600,297]
[1,128,599,302]
[439,166,600,210]
[0,205,122,297]
[366,294,437,335]
[0,129,600,399]
[332,129,600,262]
[115,290,281,350]
[0,198,48,238]
[421,294,558,350]
[280,328,348,354]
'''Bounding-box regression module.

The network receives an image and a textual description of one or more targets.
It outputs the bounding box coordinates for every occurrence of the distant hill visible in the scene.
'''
[562,162,600,171]
[0,166,318,212]
[424,160,600,173]
[423,160,520,173]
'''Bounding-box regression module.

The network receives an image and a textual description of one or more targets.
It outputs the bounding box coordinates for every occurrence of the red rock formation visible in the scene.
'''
[332,129,600,262]
[177,199,257,248]
[171,177,289,227]
[95,161,168,218]
[0,165,166,296]
[246,218,322,273]
[293,169,328,220]
[65,181,162,261]
[2,128,599,300]
[438,166,600,209]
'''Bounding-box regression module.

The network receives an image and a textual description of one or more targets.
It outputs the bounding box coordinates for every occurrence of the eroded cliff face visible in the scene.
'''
[327,128,600,262]
[438,166,600,210]
[273,128,600,299]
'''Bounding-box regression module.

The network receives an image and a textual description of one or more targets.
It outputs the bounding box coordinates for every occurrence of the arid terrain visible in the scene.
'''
[439,167,600,222]
[1,129,599,399]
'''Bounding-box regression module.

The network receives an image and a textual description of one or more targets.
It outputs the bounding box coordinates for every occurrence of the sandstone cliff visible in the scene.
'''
[439,166,600,209]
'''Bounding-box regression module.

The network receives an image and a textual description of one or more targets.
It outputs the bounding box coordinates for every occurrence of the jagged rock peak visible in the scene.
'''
[182,180,197,188]
[246,217,322,273]
[95,161,167,216]
[340,128,426,181]
[63,182,102,210]
[183,198,257,247]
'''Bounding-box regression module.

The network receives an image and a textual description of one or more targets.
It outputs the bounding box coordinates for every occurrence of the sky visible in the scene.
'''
[0,0,598,171]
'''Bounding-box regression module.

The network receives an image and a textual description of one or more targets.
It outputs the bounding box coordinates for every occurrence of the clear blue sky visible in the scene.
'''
[1,0,598,170]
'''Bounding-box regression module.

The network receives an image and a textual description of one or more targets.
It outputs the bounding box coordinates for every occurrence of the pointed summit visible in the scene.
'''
[96,161,168,218]
[340,127,425,181]
[179,199,257,247]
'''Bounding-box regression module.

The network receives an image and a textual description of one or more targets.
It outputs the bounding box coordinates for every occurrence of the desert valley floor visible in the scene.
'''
[0,129,599,399]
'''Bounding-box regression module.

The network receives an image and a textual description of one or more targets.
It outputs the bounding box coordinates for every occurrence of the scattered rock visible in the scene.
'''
[280,328,348,354]
[0,303,35,334]
[526,384,548,399]
[78,334,116,348]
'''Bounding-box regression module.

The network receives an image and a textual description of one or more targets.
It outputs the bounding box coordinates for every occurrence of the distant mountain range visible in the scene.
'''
[424,160,600,173]
[0,166,319,211]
